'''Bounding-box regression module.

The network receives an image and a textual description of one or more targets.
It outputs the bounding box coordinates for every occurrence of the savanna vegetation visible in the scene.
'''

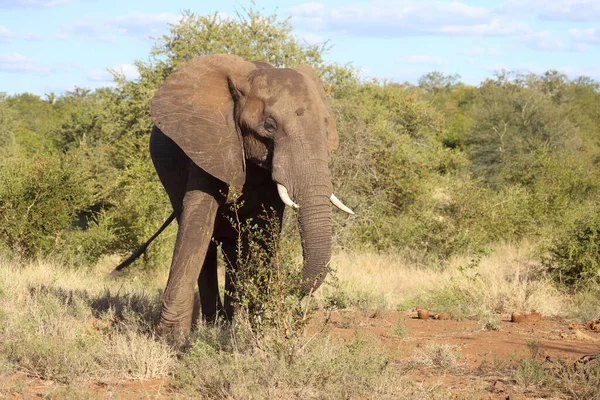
[1,6,599,399]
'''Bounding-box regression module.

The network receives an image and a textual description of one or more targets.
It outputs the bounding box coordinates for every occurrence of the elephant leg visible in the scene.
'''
[158,165,226,334]
[197,240,223,323]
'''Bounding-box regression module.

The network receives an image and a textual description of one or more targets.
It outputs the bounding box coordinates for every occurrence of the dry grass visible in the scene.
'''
[320,250,452,308]
[0,256,447,398]
[176,332,448,399]
[0,257,174,383]
[446,243,565,317]
[0,243,588,397]
[411,343,462,370]
[321,243,566,319]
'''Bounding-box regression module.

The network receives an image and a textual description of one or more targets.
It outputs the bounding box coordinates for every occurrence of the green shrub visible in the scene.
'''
[478,312,500,331]
[0,150,96,259]
[514,358,547,388]
[544,208,600,288]
[330,82,470,257]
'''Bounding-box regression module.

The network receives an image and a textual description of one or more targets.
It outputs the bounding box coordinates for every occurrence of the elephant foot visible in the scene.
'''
[155,321,191,348]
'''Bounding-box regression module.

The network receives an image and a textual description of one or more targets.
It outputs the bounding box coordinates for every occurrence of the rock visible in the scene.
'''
[569,322,584,330]
[490,380,505,393]
[434,312,451,320]
[510,312,542,323]
[417,309,430,320]
[585,320,600,332]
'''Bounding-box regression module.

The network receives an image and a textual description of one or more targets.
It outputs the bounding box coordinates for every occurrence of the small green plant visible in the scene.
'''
[322,274,350,310]
[413,286,481,320]
[457,248,492,280]
[514,358,547,387]
[391,319,408,338]
[526,335,541,359]
[337,315,355,329]
[478,312,500,331]
[223,200,320,363]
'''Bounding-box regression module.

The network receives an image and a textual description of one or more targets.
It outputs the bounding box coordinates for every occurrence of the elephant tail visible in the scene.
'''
[110,212,176,275]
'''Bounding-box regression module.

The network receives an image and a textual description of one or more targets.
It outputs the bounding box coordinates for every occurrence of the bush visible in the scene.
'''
[330,82,469,256]
[544,208,600,288]
[0,149,96,259]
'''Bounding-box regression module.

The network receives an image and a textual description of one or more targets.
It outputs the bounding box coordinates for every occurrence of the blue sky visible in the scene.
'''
[1,0,600,95]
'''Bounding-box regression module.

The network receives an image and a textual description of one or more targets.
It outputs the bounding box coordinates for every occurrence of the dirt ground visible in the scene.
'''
[325,310,600,366]
[2,310,599,399]
[323,310,600,399]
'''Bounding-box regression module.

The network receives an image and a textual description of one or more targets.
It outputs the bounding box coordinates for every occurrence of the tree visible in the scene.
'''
[418,71,461,95]
[467,78,577,188]
[0,93,16,149]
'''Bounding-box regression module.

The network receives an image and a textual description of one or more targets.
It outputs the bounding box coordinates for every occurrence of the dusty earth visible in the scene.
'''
[1,310,599,399]
[323,310,600,399]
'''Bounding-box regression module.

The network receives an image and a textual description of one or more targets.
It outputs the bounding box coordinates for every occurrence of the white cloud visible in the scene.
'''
[87,70,106,81]
[399,54,446,66]
[24,32,43,41]
[558,65,600,78]
[0,26,15,43]
[88,63,139,82]
[519,31,567,51]
[0,53,50,75]
[64,11,179,41]
[0,0,71,8]
[288,1,530,37]
[459,46,502,56]
[572,42,591,52]
[498,0,600,22]
[439,18,530,36]
[570,27,600,45]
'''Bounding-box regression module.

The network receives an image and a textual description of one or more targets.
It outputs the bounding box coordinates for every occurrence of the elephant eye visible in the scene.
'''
[264,117,277,133]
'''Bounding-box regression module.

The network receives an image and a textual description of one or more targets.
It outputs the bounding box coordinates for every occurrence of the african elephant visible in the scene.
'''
[117,54,353,334]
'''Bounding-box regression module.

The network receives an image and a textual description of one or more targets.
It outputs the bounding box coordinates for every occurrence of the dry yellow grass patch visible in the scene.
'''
[319,250,452,307]
[0,256,448,399]
[320,243,566,317]
[0,257,175,383]
[446,243,565,317]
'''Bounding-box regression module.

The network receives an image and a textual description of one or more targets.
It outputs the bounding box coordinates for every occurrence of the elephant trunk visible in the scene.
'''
[296,169,333,293]
[272,132,334,294]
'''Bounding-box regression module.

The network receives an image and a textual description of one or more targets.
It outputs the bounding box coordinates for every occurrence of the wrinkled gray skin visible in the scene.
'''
[149,54,339,334]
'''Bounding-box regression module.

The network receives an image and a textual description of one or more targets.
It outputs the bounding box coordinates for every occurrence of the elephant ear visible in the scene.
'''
[295,64,338,152]
[150,54,257,190]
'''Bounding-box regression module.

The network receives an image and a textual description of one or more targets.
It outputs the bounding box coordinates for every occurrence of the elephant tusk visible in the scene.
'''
[277,184,299,209]
[330,194,355,215]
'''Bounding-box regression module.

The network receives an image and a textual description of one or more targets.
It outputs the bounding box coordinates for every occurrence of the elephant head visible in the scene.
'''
[150,54,352,293]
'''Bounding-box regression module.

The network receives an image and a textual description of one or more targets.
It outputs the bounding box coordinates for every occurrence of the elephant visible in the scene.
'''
[114,54,354,334]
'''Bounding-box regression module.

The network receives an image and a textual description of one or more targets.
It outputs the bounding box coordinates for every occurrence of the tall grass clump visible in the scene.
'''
[0,257,175,383]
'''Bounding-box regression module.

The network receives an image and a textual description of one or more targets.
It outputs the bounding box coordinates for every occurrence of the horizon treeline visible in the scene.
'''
[1,8,599,290]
